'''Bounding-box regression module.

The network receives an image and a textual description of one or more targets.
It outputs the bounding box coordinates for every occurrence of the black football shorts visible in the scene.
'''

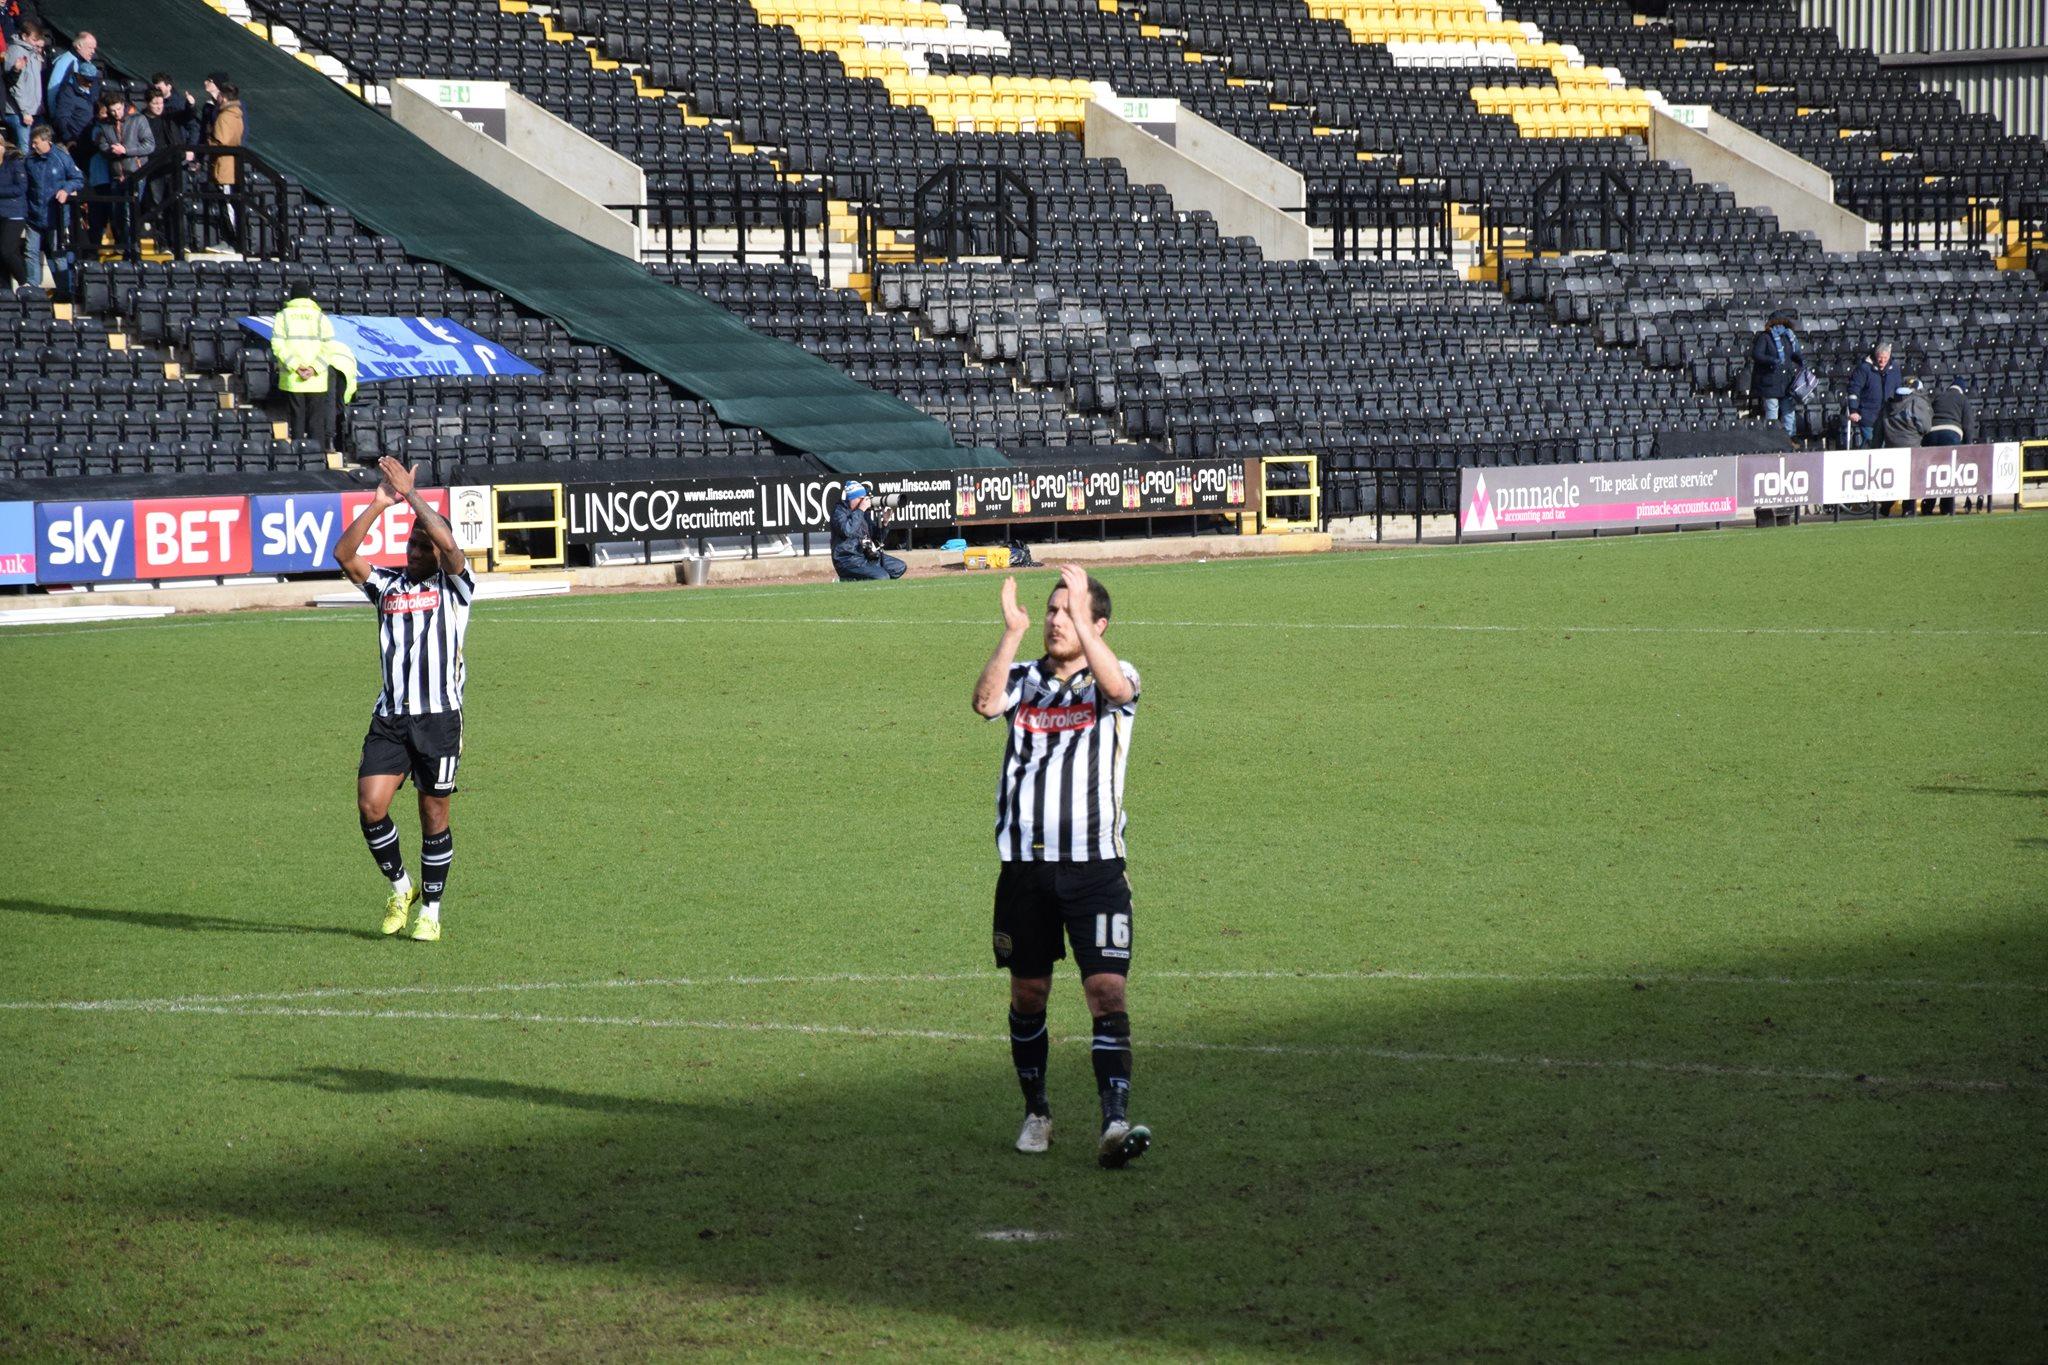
[359,711,464,797]
[992,858,1133,978]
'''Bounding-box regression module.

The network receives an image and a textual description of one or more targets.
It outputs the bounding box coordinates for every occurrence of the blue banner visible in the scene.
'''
[238,315,541,382]
[250,492,345,574]
[36,500,136,583]
[0,501,34,584]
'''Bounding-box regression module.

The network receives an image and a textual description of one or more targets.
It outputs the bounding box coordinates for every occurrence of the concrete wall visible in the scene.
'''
[1084,101,1314,261]
[391,82,642,260]
[1648,108,1872,254]
[503,91,644,211]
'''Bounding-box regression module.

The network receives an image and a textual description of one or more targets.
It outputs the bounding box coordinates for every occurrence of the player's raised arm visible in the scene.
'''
[333,481,396,585]
[379,456,466,576]
[1060,563,1133,705]
[972,576,1032,717]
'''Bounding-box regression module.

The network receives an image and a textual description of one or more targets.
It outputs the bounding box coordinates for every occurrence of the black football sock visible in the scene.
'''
[1009,1008,1050,1116]
[361,816,406,884]
[1091,1011,1132,1125]
[419,828,453,910]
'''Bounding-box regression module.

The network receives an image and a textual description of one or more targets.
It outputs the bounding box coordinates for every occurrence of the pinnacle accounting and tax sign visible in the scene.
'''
[1460,444,2023,537]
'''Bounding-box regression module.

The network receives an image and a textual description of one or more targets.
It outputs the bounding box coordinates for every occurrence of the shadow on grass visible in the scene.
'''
[250,1066,701,1119]
[0,897,382,941]
[1912,785,2048,799]
[148,924,2048,1359]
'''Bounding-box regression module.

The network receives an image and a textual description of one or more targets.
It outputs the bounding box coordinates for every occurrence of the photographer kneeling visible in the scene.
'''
[830,481,907,582]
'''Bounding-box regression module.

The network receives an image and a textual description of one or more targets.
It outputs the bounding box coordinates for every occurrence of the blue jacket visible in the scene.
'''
[0,156,26,221]
[1845,354,1901,423]
[46,70,97,143]
[25,142,82,227]
[829,501,882,563]
[1750,324,1801,401]
[45,49,96,102]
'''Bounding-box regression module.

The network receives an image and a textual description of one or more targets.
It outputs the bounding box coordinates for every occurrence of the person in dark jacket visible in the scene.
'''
[0,138,28,287]
[88,92,153,259]
[1922,377,1980,514]
[23,123,82,297]
[1750,310,1802,437]
[1842,340,1901,449]
[830,482,906,581]
[46,61,95,157]
[150,72,200,147]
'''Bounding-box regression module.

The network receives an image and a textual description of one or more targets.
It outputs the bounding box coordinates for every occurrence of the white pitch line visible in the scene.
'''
[4,964,2040,1017]
[435,615,2048,640]
[11,998,2036,1094]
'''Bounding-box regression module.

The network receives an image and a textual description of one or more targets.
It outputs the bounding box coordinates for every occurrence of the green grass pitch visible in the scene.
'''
[2,514,2043,1361]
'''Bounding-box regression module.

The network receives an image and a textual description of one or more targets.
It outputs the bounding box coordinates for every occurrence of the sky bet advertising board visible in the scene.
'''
[31,490,446,584]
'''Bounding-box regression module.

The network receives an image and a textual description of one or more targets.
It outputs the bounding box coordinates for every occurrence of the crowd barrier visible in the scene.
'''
[3,443,2034,587]
[0,457,1253,587]
[1458,442,2030,539]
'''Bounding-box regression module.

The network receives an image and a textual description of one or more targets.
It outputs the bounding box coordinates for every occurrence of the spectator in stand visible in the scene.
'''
[140,87,179,241]
[44,29,94,105]
[24,123,82,298]
[2,20,45,152]
[204,80,243,249]
[0,138,28,288]
[1843,339,1901,450]
[150,73,200,147]
[46,60,96,162]
[199,72,239,144]
[1923,377,1979,514]
[272,280,339,449]
[1750,310,1802,438]
[89,91,154,260]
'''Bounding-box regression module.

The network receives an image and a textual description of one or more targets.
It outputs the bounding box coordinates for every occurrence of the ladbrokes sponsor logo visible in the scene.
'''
[1823,448,1910,504]
[1018,702,1096,734]
[383,585,443,615]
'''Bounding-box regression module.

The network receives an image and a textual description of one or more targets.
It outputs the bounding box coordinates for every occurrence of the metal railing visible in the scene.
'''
[913,163,1037,262]
[1532,166,1637,254]
[611,170,834,275]
[1840,169,2007,251]
[1312,179,1453,264]
[70,145,297,263]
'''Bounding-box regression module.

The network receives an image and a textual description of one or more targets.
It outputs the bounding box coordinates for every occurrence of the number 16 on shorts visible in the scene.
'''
[1095,912,1131,950]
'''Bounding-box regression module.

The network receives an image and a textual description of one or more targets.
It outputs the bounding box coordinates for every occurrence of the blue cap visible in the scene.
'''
[843,481,869,501]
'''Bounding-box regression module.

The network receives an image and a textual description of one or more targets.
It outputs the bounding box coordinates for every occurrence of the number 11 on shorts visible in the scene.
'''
[1095,912,1131,949]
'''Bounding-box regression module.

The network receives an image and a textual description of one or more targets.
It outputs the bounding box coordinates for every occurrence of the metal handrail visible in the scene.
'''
[1311,179,1453,264]
[913,163,1037,263]
[1531,166,1636,254]
[609,168,830,276]
[70,145,296,263]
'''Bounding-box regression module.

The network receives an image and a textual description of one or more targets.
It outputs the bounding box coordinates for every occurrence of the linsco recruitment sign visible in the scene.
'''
[564,460,1248,544]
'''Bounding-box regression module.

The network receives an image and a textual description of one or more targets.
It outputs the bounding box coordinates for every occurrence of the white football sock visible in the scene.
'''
[390,872,413,897]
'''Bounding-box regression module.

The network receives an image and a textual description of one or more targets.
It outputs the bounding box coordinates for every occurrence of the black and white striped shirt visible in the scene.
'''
[361,566,474,716]
[991,657,1140,862]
